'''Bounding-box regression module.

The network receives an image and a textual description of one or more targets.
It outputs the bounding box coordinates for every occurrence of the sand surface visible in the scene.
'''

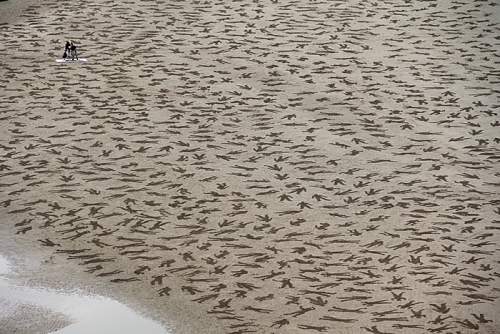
[0,254,170,334]
[0,0,500,333]
[0,0,43,23]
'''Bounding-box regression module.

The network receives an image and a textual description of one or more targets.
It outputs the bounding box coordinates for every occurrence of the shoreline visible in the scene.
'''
[0,253,171,334]
[0,224,224,334]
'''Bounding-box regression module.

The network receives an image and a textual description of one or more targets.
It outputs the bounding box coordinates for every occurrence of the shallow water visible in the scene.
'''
[0,255,172,334]
[0,255,10,275]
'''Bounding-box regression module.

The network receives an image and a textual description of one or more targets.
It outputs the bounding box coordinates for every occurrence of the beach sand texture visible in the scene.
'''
[1,0,500,333]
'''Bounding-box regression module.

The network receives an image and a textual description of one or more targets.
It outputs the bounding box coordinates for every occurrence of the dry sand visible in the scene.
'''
[0,0,43,24]
[0,0,499,333]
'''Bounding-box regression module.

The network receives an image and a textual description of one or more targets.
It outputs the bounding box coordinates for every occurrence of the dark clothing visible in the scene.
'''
[70,44,78,60]
[62,41,78,61]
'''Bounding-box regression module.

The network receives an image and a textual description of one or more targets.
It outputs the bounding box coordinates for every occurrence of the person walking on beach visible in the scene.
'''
[63,40,70,59]
[70,41,78,60]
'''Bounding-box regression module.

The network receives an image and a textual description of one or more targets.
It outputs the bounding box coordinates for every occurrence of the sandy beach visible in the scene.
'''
[1,0,499,333]
[0,0,42,23]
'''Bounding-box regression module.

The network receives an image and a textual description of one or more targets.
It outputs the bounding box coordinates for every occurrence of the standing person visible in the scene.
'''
[63,41,70,59]
[70,42,78,61]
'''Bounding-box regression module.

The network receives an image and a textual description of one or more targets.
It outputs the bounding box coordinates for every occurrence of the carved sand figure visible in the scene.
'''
[0,0,499,333]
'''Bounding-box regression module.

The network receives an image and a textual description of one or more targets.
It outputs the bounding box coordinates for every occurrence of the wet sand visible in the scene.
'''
[0,253,172,334]
[1,0,500,333]
[0,224,218,333]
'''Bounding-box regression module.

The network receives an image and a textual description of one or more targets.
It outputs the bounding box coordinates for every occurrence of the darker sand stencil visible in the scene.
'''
[0,0,499,333]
